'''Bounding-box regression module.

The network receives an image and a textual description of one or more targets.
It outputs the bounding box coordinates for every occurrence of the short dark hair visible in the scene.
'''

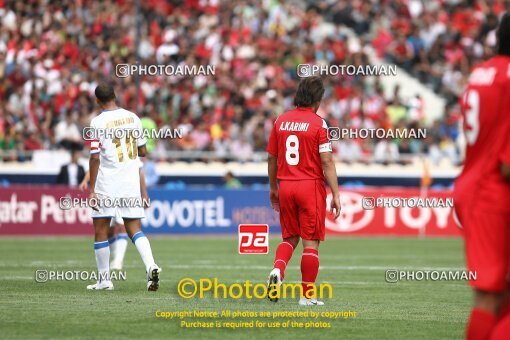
[293,76,324,107]
[94,83,116,104]
[497,12,510,56]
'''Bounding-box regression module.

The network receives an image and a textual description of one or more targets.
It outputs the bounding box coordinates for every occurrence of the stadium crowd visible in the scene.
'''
[0,0,504,165]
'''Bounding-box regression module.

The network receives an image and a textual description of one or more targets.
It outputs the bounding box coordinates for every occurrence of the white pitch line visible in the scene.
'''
[280,281,467,286]
[166,264,467,271]
[2,278,467,288]
[1,276,468,287]
[2,276,34,280]
[3,262,467,272]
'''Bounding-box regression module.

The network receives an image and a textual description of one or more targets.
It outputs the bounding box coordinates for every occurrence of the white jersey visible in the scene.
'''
[89,108,146,198]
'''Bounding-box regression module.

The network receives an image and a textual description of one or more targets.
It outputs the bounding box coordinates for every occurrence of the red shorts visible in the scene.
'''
[278,179,326,241]
[456,203,510,292]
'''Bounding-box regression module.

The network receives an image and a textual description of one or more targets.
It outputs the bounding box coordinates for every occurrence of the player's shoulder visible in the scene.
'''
[486,55,509,68]
[122,108,142,123]
[306,112,328,129]
[90,112,103,127]
[279,108,326,126]
[491,56,510,80]
[277,109,293,120]
[113,107,136,117]
[470,55,510,82]
[316,114,328,128]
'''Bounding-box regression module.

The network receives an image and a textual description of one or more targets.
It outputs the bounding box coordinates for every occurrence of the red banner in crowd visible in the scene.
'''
[325,188,460,237]
[0,186,460,237]
[0,186,92,235]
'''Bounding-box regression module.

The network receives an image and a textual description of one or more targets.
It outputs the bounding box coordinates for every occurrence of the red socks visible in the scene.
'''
[301,248,319,298]
[467,308,497,340]
[274,244,320,299]
[273,241,295,280]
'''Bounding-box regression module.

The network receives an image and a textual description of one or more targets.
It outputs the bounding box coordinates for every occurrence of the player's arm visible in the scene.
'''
[88,154,100,211]
[500,86,510,182]
[320,152,341,219]
[136,117,147,157]
[317,120,341,219]
[268,154,279,212]
[500,146,510,183]
[79,171,90,191]
[138,144,147,157]
[500,81,510,182]
[139,167,150,208]
[267,122,279,212]
[501,164,510,182]
[88,121,100,210]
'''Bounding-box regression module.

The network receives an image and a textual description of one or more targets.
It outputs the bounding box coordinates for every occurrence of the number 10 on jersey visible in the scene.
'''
[113,132,138,163]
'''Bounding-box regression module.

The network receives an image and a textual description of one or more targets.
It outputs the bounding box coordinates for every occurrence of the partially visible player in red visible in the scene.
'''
[453,12,510,340]
[266,76,341,306]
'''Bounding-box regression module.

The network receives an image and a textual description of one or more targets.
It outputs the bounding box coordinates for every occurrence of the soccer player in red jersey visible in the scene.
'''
[266,76,341,306]
[453,13,510,340]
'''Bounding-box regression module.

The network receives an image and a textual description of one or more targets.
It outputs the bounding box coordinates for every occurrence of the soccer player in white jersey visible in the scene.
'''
[79,163,148,271]
[87,83,161,291]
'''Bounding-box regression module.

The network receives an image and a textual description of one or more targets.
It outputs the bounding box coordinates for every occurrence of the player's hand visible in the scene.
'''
[88,192,99,211]
[330,195,341,219]
[142,192,150,209]
[79,180,88,192]
[269,188,280,212]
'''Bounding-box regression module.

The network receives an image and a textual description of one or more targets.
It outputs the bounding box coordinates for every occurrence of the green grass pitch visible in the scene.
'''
[0,236,470,339]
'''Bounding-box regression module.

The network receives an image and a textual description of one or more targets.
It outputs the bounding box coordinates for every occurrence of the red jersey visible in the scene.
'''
[453,55,510,213]
[266,107,332,181]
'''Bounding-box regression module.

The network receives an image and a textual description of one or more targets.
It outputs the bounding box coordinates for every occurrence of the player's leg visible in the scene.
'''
[461,207,509,340]
[87,217,114,290]
[272,236,299,281]
[110,220,128,270]
[267,181,300,302]
[123,218,155,272]
[268,235,299,302]
[299,239,322,305]
[297,179,326,306]
[108,221,118,266]
[123,217,161,291]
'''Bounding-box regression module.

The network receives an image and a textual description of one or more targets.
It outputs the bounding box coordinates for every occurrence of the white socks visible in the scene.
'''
[94,241,110,281]
[109,233,128,265]
[131,231,155,272]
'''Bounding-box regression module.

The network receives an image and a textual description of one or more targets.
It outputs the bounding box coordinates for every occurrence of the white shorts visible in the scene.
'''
[91,193,145,222]
[110,216,124,227]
